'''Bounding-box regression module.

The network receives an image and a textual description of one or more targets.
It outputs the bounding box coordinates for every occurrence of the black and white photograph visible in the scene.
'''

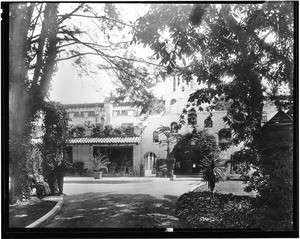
[3,1,298,237]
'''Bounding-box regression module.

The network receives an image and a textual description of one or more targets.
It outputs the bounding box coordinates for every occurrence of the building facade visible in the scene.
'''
[61,75,278,177]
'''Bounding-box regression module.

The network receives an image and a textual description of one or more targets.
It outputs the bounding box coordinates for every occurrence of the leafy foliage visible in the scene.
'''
[84,154,110,173]
[7,2,162,201]
[176,191,260,229]
[40,101,70,184]
[133,3,294,230]
[172,130,218,164]
[133,3,294,144]
[69,162,87,176]
[68,125,86,138]
[156,125,181,158]
[90,123,104,137]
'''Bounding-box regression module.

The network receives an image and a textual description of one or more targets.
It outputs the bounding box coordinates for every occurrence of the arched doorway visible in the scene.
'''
[144,152,156,176]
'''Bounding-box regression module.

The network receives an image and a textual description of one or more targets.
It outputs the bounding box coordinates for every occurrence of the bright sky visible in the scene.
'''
[49,3,153,104]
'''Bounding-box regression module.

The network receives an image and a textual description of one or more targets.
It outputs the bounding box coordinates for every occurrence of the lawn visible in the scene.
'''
[193,180,257,197]
[9,198,57,228]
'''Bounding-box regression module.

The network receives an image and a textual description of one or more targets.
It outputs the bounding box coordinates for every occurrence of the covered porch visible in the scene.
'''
[66,136,141,176]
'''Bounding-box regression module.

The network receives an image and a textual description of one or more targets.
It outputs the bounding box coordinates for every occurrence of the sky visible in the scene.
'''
[49,3,155,104]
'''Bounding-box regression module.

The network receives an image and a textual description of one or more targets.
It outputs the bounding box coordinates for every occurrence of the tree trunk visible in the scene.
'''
[9,3,59,203]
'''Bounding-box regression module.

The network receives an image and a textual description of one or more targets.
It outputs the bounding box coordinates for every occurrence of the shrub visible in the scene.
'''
[202,157,226,192]
[70,162,87,176]
[176,191,259,229]
[172,131,218,165]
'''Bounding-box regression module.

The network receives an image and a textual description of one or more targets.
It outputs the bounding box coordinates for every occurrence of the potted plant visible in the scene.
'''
[84,154,110,179]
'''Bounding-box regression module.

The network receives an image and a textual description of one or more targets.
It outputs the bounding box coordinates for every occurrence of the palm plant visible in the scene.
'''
[202,156,226,193]
[84,154,110,173]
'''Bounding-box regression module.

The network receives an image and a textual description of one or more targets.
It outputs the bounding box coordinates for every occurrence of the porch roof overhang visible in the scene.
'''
[66,136,140,145]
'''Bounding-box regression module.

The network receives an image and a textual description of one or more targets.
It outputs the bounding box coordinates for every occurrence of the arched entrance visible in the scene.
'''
[144,152,156,176]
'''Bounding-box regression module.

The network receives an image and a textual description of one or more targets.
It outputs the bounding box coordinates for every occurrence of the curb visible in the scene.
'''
[25,196,64,228]
[189,182,205,192]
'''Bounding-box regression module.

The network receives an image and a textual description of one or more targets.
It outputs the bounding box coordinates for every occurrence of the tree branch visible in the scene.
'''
[58,14,134,28]
[57,52,102,61]
[57,3,84,24]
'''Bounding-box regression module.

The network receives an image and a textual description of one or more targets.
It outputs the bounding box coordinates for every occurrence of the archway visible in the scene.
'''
[144,152,156,176]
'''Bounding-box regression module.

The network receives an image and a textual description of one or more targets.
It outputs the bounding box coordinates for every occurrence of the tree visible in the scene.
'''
[172,130,219,168]
[156,125,181,158]
[40,101,70,192]
[133,3,294,228]
[7,2,161,202]
[68,125,86,138]
[202,157,226,193]
[133,3,294,144]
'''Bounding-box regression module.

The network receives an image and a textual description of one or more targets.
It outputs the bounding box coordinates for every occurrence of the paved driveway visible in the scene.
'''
[43,177,202,228]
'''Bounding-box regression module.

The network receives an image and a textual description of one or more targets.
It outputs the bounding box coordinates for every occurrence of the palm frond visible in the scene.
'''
[84,153,110,172]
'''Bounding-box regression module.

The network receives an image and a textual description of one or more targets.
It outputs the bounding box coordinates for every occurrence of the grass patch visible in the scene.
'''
[176,191,262,229]
[9,199,57,228]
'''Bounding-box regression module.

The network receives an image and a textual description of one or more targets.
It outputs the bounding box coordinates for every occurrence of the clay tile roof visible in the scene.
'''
[66,136,140,145]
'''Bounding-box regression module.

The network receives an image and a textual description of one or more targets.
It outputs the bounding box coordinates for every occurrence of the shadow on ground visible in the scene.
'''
[64,180,152,184]
[44,192,187,228]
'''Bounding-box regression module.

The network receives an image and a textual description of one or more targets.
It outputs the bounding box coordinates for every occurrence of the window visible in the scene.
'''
[188,108,197,125]
[153,131,159,143]
[218,128,231,150]
[262,115,268,123]
[122,123,134,127]
[170,122,179,133]
[177,76,180,85]
[144,152,157,172]
[173,76,176,92]
[182,86,185,92]
[121,110,128,116]
[204,114,213,128]
[73,112,80,117]
[88,111,95,117]
[113,110,120,116]
[170,99,177,105]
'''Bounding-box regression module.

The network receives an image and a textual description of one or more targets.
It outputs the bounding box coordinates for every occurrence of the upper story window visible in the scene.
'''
[153,131,159,143]
[122,123,134,127]
[121,110,128,116]
[204,113,213,128]
[113,110,120,116]
[173,76,176,92]
[182,86,185,92]
[170,99,177,105]
[188,108,197,126]
[262,115,268,123]
[73,112,80,117]
[170,122,179,133]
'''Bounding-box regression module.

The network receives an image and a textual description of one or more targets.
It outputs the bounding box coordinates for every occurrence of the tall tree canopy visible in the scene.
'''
[7,2,161,201]
[132,2,294,145]
[9,3,162,137]
[132,3,295,229]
